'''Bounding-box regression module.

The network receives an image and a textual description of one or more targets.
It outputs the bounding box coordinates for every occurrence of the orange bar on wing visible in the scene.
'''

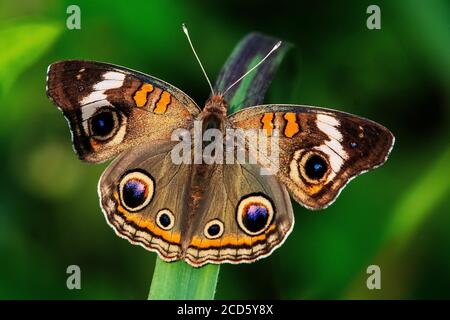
[284,112,300,137]
[133,83,154,107]
[261,112,274,136]
[154,91,171,114]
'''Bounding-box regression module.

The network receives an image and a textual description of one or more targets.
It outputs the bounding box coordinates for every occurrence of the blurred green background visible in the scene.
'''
[0,0,449,299]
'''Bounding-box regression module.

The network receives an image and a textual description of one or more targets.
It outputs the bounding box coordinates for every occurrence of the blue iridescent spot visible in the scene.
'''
[122,179,147,209]
[313,163,323,172]
[243,204,269,233]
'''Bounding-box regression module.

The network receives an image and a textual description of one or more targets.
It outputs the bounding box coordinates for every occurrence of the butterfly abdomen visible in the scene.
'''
[182,163,216,251]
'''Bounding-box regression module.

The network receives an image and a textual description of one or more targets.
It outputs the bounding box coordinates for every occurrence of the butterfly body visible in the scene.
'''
[47,60,394,267]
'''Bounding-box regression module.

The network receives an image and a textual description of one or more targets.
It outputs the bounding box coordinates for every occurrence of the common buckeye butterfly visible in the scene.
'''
[46,27,394,267]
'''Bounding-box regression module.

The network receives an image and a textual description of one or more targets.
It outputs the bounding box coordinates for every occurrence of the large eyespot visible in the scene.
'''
[156,209,175,230]
[118,170,154,212]
[299,151,330,183]
[236,194,275,236]
[204,219,224,239]
[89,107,120,140]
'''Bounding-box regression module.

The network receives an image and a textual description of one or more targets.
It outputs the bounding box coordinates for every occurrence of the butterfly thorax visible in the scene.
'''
[196,94,228,138]
[203,94,228,118]
[197,95,229,153]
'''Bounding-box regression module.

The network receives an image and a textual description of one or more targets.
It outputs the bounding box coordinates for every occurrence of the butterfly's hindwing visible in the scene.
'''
[99,140,188,261]
[99,141,294,267]
[183,162,293,266]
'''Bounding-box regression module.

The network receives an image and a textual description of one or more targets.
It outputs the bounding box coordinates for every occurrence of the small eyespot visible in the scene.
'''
[350,141,358,148]
[156,209,175,230]
[299,151,330,183]
[204,219,224,239]
[89,107,120,140]
[236,194,275,236]
[119,170,154,212]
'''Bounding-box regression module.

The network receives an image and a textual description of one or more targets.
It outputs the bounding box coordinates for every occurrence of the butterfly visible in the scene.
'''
[46,34,394,268]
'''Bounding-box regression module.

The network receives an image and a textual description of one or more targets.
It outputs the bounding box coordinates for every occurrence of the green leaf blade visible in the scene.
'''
[148,260,219,300]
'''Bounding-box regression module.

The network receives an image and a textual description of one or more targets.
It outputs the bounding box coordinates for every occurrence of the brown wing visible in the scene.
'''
[228,105,395,209]
[98,140,190,262]
[99,140,294,267]
[46,60,200,162]
[183,162,294,267]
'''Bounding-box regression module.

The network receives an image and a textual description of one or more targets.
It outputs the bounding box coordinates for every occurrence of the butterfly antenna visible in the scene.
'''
[222,41,282,96]
[182,23,215,96]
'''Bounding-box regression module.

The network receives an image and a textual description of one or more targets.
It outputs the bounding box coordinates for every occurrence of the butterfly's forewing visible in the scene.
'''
[229,105,395,209]
[46,60,201,162]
